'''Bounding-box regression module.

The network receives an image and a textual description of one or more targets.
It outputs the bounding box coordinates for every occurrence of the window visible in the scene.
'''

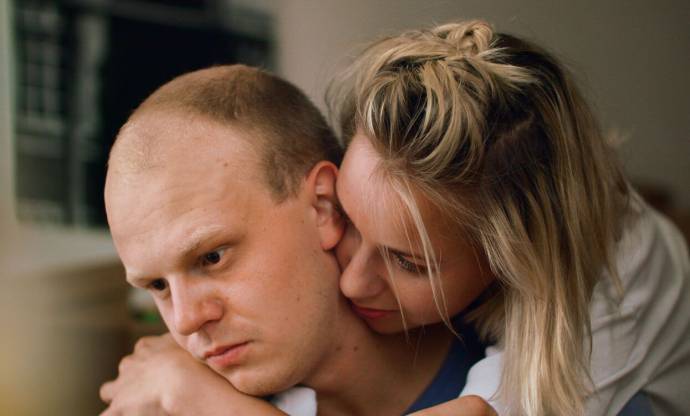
[13,0,274,226]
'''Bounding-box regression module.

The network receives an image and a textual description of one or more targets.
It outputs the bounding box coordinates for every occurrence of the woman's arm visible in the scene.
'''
[408,396,497,416]
[100,333,286,416]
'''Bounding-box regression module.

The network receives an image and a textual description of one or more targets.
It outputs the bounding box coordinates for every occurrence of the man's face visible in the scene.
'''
[105,112,343,396]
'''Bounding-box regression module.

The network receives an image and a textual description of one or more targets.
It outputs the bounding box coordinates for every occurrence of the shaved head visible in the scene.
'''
[108,65,342,200]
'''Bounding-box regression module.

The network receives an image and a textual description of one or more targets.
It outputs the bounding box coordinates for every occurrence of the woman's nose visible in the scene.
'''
[339,245,388,302]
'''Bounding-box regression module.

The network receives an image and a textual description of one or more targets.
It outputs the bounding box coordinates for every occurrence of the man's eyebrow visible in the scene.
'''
[124,225,229,284]
[125,270,150,285]
[177,224,227,257]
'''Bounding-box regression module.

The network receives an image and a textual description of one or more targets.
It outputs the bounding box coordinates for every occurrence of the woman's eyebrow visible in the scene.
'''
[338,199,427,261]
[388,246,426,262]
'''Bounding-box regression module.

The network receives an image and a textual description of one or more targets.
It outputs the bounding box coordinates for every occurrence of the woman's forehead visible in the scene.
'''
[338,133,465,250]
[338,136,422,246]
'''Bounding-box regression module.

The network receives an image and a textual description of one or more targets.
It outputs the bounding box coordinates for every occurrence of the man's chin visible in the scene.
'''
[218,367,299,397]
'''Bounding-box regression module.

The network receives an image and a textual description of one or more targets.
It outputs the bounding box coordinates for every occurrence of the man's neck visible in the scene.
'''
[304,300,454,416]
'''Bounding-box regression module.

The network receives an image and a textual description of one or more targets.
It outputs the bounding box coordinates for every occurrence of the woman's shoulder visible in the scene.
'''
[593,190,688,309]
[588,190,690,414]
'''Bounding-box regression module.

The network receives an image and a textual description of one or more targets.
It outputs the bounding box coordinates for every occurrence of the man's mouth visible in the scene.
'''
[203,342,250,368]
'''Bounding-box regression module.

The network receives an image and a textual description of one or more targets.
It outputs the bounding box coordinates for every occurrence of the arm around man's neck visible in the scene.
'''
[99,333,288,416]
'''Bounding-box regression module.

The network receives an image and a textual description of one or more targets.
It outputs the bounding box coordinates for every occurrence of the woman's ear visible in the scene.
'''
[305,161,344,250]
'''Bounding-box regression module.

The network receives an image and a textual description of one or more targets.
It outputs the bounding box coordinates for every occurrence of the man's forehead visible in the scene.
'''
[109,124,162,174]
[106,116,260,238]
[110,109,259,172]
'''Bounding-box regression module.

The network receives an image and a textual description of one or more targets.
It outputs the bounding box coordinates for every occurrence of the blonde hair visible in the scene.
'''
[328,20,629,415]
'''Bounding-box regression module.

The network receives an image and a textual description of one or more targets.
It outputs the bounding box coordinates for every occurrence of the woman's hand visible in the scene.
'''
[408,395,497,416]
[99,333,286,416]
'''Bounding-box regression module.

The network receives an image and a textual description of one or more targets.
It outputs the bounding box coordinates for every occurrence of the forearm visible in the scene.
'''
[163,364,288,415]
[101,334,289,416]
[172,392,287,416]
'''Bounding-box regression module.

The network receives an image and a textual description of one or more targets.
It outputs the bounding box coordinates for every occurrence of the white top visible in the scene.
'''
[272,386,317,416]
[460,195,690,415]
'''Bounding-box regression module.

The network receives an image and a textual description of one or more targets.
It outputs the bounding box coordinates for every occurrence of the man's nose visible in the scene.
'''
[339,246,388,301]
[171,281,223,336]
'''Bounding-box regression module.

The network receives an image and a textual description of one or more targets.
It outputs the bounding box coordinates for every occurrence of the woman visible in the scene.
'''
[328,19,690,415]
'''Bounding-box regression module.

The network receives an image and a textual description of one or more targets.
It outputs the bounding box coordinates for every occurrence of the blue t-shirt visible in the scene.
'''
[404,323,485,414]
[618,393,654,415]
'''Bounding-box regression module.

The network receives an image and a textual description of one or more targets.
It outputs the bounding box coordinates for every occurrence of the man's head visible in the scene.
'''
[105,65,345,395]
[110,64,342,200]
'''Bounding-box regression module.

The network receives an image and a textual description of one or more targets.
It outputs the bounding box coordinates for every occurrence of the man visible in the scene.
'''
[100,65,490,415]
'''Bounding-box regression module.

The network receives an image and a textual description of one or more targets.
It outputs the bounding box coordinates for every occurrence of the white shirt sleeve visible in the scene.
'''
[270,386,317,416]
[459,195,690,416]
[586,198,690,415]
[459,346,506,414]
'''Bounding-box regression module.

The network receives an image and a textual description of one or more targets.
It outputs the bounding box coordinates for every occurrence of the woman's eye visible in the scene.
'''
[149,278,167,291]
[201,248,226,266]
[392,252,427,275]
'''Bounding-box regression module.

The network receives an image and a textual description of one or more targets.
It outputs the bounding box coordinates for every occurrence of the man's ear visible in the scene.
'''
[305,161,344,250]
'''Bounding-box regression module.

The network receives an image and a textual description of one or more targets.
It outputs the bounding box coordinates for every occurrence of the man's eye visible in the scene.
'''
[201,248,225,266]
[149,278,167,291]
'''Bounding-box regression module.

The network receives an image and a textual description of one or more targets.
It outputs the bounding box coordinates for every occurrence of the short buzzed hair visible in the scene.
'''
[111,64,342,200]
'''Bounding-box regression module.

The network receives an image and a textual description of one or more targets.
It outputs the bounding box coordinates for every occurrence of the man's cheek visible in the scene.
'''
[154,304,184,346]
[153,300,173,328]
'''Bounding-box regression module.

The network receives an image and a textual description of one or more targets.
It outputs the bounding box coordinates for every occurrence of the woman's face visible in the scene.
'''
[335,133,494,334]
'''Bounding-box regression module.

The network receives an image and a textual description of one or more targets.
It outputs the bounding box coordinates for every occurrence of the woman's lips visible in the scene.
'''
[204,342,249,368]
[351,303,394,320]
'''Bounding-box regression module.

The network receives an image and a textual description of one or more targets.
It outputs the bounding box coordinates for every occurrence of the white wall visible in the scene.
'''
[272,0,690,208]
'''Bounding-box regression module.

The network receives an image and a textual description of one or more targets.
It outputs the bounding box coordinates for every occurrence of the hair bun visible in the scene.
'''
[434,20,493,56]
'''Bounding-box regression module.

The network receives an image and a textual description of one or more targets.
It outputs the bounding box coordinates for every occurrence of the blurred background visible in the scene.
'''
[0,0,688,414]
